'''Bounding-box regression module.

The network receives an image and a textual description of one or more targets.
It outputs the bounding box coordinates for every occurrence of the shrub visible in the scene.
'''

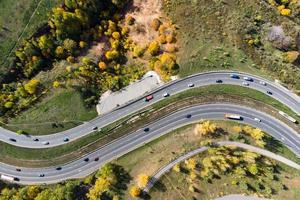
[148,41,160,56]
[151,18,161,31]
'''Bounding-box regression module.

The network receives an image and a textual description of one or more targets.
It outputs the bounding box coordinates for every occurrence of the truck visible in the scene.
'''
[279,111,297,123]
[0,174,17,182]
[224,114,242,120]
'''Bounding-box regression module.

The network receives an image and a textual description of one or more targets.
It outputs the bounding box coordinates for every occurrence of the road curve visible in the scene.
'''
[0,71,299,148]
[144,141,300,192]
[1,103,299,185]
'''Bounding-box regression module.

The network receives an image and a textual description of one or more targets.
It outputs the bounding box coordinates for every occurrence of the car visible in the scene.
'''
[94,157,99,161]
[259,81,267,86]
[216,79,223,83]
[243,76,253,81]
[242,82,249,86]
[281,137,285,141]
[9,138,16,142]
[144,127,150,132]
[186,114,192,118]
[230,74,240,79]
[163,92,169,97]
[63,137,69,142]
[33,138,39,142]
[16,168,21,172]
[188,83,194,87]
[93,126,98,131]
[267,91,273,95]
[145,95,153,101]
[84,158,89,162]
[42,141,49,145]
[56,167,62,170]
[39,174,45,177]
[254,118,261,122]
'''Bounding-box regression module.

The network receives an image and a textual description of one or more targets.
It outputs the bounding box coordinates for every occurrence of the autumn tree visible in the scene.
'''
[137,174,150,188]
[194,121,218,137]
[129,186,141,198]
[24,79,40,95]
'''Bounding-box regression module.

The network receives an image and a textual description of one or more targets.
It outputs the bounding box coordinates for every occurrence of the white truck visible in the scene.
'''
[224,114,242,120]
[279,111,297,123]
[0,174,16,182]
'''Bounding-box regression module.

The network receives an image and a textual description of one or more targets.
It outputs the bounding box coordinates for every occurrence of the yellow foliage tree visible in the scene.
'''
[194,121,217,137]
[98,61,107,70]
[137,174,150,188]
[112,32,121,40]
[79,41,87,48]
[53,81,60,88]
[281,8,291,16]
[24,79,40,95]
[185,158,197,170]
[173,164,181,172]
[129,186,141,197]
[148,41,160,56]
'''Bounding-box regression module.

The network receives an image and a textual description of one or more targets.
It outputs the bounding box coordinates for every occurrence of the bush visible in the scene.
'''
[151,18,161,31]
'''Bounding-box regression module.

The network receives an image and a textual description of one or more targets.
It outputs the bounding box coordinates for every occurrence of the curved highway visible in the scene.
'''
[1,103,299,185]
[144,141,300,192]
[0,71,299,148]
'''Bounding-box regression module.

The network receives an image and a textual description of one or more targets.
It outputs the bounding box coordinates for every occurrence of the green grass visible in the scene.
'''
[0,84,298,167]
[152,84,300,122]
[3,89,97,135]
[0,0,59,73]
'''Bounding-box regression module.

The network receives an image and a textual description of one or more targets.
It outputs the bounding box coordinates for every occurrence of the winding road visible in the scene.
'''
[0,71,299,148]
[144,141,300,192]
[1,103,299,185]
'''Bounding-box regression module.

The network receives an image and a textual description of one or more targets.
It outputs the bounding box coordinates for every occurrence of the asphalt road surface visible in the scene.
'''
[1,103,300,185]
[144,141,300,192]
[0,71,299,148]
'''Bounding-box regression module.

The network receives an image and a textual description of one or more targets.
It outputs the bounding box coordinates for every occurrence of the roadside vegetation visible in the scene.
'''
[0,85,298,167]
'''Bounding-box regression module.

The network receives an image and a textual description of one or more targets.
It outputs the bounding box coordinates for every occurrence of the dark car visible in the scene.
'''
[216,79,223,83]
[39,174,45,177]
[144,127,150,132]
[267,91,273,95]
[230,74,240,79]
[16,168,21,172]
[84,158,89,162]
[33,138,39,142]
[94,157,99,161]
[63,137,69,142]
[56,167,62,170]
[93,126,98,131]
[9,138,16,142]
[186,114,192,118]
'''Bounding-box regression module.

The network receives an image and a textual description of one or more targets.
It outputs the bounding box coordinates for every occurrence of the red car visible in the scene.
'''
[145,95,153,102]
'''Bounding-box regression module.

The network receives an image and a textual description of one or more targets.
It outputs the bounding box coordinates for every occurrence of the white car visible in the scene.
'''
[259,81,266,86]
[242,82,249,86]
[188,83,194,87]
[254,118,261,122]
[42,141,49,145]
[163,92,169,97]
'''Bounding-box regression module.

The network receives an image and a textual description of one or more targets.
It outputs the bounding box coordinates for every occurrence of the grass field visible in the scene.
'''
[0,0,59,73]
[3,88,97,135]
[162,0,300,92]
